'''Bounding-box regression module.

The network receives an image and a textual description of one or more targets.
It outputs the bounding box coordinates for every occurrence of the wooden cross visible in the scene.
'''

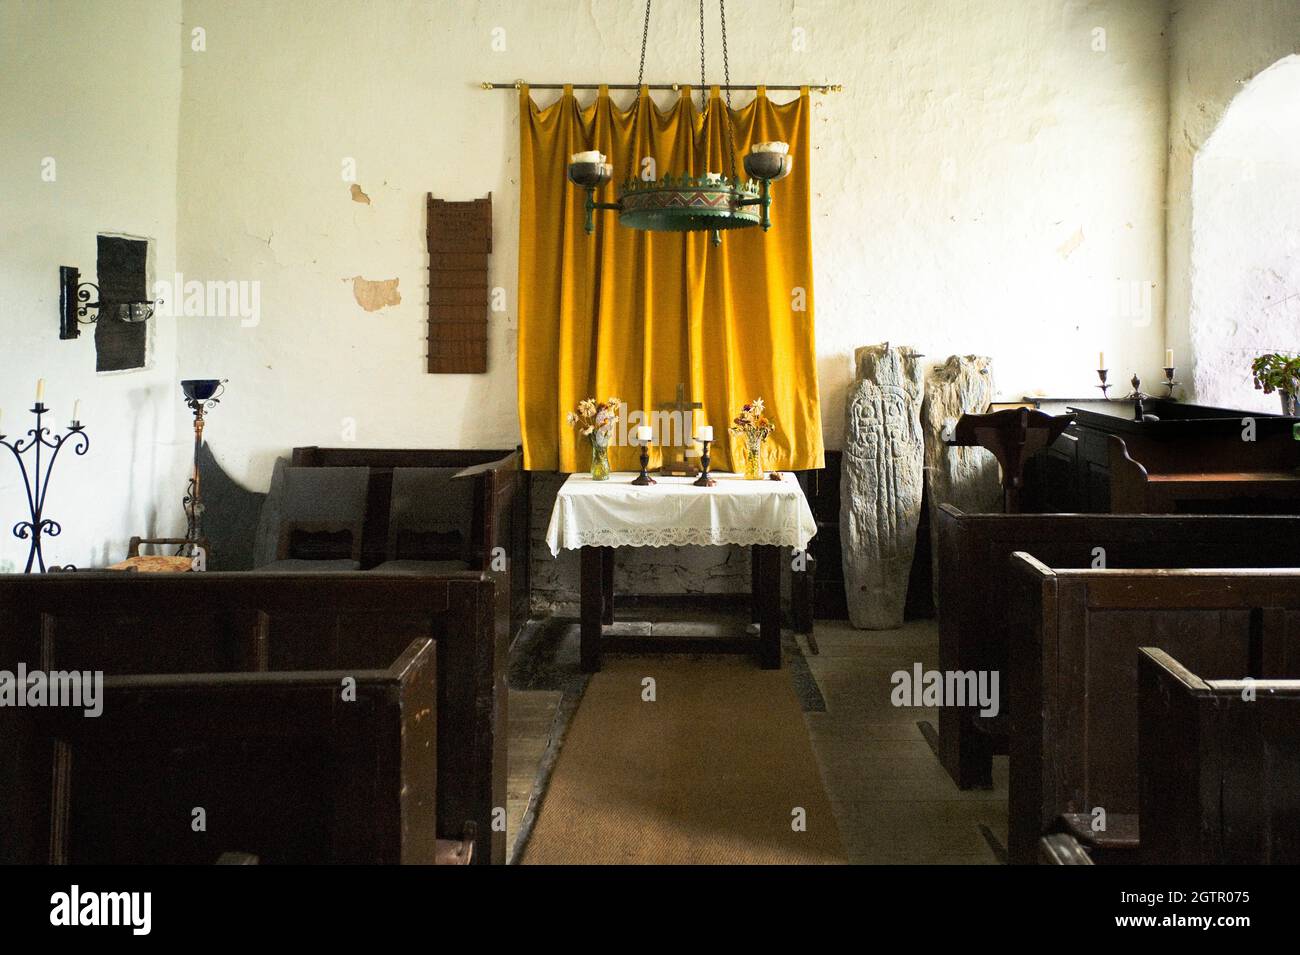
[656,383,703,475]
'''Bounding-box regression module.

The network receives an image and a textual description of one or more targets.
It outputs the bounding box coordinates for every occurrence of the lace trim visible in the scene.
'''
[561,525,806,550]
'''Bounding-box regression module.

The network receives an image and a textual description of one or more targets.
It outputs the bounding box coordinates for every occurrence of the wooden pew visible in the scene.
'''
[1138,647,1300,864]
[1006,557,1300,865]
[291,446,529,645]
[0,573,506,865]
[936,505,1300,789]
[33,640,437,864]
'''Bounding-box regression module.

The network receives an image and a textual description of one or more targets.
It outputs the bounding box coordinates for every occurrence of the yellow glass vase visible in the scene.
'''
[742,434,765,480]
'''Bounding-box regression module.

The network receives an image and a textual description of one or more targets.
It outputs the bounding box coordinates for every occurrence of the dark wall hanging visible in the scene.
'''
[426,193,491,374]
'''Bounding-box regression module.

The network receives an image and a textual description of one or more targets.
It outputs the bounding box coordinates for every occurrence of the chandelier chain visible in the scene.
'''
[719,0,736,181]
[627,0,653,185]
[698,0,707,116]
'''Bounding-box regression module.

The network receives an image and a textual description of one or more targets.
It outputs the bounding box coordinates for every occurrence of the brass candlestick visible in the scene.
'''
[692,439,716,487]
[630,439,656,486]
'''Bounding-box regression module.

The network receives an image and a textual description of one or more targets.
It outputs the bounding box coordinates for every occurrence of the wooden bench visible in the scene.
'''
[30,639,441,864]
[935,505,1300,789]
[1109,434,1300,514]
[0,573,506,864]
[290,446,529,645]
[1006,557,1300,865]
[1138,647,1300,864]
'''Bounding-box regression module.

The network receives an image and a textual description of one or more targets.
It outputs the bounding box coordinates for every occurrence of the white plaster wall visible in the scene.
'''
[1165,0,1300,405]
[1187,55,1300,412]
[0,0,185,571]
[176,0,1170,485]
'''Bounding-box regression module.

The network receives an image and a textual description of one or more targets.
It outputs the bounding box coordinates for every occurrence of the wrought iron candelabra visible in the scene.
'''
[0,403,89,573]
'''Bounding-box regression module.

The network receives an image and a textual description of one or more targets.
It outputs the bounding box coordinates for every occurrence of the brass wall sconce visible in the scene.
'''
[59,265,162,340]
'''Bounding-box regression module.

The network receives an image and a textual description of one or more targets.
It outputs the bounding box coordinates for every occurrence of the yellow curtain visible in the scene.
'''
[517,83,823,474]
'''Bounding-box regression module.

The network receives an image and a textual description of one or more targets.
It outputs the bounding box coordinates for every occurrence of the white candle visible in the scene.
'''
[571,150,605,164]
[1098,351,1105,370]
[696,425,714,442]
[635,424,652,443]
[751,141,789,155]
[36,378,44,402]
[72,399,80,422]
[1165,349,1174,367]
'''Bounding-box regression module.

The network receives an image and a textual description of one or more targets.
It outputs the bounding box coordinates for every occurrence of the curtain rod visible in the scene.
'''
[482,81,842,93]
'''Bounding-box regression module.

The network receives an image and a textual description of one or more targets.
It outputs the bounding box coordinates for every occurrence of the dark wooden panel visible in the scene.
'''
[37,641,434,865]
[427,193,491,374]
[0,573,505,865]
[1006,558,1300,865]
[1139,647,1300,864]
[935,506,1300,790]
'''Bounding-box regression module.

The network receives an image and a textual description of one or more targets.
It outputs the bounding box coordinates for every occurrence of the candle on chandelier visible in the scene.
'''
[72,399,81,423]
[696,425,714,442]
[635,425,652,444]
[36,378,45,402]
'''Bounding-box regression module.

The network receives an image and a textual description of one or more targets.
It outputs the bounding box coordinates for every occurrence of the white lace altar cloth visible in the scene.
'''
[545,472,818,556]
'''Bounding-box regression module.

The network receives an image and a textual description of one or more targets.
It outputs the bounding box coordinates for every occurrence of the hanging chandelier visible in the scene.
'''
[566,0,792,245]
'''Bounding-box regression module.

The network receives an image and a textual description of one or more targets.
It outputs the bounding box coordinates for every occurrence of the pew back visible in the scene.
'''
[37,640,435,864]
[290,446,529,644]
[1007,557,1300,864]
[0,573,506,864]
[1138,647,1300,864]
[936,505,1300,788]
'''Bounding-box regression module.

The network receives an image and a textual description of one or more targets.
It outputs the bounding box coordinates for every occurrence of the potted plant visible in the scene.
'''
[566,397,621,480]
[1251,353,1300,416]
[730,398,775,480]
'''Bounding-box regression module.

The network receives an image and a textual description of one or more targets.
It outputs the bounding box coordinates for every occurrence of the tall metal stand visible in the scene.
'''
[0,404,89,573]
[182,382,225,548]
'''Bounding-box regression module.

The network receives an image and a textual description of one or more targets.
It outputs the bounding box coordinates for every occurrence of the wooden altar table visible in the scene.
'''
[544,472,818,672]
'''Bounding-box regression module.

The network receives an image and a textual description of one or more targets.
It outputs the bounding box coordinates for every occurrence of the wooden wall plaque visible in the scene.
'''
[427,193,491,374]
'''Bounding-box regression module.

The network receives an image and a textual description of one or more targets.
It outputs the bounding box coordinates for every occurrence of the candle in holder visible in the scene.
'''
[1098,351,1105,369]
[72,399,80,422]
[696,425,714,442]
[571,150,605,164]
[635,424,652,444]
[750,142,789,155]
[36,378,45,402]
[1165,349,1174,367]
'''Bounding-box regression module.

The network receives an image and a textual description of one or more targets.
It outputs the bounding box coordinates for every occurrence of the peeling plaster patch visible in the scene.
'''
[350,183,371,204]
[346,276,400,311]
[1057,227,1084,259]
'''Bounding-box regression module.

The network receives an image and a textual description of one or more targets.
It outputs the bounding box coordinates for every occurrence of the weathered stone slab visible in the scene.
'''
[922,355,1002,605]
[839,344,925,630]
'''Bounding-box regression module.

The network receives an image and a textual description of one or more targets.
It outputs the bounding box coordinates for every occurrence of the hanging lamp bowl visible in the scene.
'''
[617,174,762,232]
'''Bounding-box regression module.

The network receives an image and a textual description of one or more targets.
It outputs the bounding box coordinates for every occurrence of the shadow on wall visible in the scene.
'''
[196,442,265,570]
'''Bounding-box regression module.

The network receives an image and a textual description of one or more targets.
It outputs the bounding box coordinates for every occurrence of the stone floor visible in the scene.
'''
[504,614,1007,864]
[803,619,1005,864]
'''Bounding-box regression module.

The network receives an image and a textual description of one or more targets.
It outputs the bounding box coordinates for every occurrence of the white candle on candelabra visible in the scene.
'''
[72,399,80,422]
[1098,351,1105,370]
[36,379,45,402]
[696,425,714,442]
[1165,349,1174,367]
[635,425,652,443]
